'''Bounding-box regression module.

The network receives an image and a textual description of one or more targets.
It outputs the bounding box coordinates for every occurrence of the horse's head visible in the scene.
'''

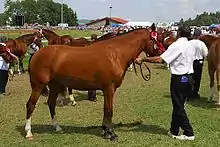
[35,29,44,38]
[199,35,220,49]
[0,43,18,63]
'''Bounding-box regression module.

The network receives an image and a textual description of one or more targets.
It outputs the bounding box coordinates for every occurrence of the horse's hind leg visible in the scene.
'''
[67,87,76,106]
[216,67,220,105]
[208,65,215,102]
[102,85,118,141]
[25,85,43,140]
[19,57,25,74]
[48,81,64,132]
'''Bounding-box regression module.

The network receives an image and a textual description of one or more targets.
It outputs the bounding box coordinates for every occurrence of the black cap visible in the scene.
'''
[194,29,202,36]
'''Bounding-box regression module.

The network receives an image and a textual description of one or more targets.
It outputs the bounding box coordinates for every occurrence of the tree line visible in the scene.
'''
[178,11,220,26]
[0,0,78,26]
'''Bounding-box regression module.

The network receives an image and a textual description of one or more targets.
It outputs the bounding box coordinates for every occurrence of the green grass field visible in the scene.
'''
[1,61,220,146]
[0,29,103,39]
[0,30,220,146]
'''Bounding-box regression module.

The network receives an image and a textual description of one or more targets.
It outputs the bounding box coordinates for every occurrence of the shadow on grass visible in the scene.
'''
[16,121,167,138]
[187,97,218,109]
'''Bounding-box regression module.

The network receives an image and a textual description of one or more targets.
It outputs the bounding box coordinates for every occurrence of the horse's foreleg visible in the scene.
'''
[208,66,215,102]
[25,88,42,140]
[48,90,63,132]
[216,67,220,105]
[102,85,117,141]
[68,87,76,106]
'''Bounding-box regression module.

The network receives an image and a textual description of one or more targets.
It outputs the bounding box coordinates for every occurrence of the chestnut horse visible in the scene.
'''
[25,28,152,140]
[38,29,74,45]
[199,35,220,104]
[5,33,41,74]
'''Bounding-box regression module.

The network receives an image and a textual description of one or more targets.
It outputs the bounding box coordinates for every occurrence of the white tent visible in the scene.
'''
[124,21,153,27]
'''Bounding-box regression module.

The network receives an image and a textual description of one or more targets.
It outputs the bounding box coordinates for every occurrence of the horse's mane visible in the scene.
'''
[42,29,58,36]
[116,28,147,37]
[16,34,34,40]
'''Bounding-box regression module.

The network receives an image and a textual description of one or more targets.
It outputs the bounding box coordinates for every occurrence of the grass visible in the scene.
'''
[0,29,103,39]
[0,59,220,146]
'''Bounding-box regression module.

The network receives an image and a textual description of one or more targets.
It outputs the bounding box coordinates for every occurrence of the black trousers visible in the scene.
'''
[192,60,204,96]
[0,70,9,94]
[170,74,194,136]
[29,54,34,64]
[88,90,96,100]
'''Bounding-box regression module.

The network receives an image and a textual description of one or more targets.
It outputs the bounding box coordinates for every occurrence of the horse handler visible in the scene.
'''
[0,42,10,96]
[188,29,208,100]
[135,26,195,141]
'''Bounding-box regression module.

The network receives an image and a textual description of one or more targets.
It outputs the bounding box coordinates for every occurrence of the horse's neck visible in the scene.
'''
[43,31,59,41]
[18,38,33,46]
[113,34,147,68]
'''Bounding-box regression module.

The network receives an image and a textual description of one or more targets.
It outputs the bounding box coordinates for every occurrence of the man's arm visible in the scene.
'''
[135,56,163,64]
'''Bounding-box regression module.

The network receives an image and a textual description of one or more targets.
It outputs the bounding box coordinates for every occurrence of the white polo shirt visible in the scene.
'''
[0,56,9,71]
[189,39,208,60]
[160,37,194,75]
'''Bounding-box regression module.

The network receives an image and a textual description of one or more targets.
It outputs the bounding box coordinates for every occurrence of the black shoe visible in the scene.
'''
[89,98,97,102]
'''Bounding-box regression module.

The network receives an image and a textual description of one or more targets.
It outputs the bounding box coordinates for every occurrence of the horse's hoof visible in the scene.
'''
[71,101,77,106]
[26,136,34,140]
[214,103,220,106]
[103,132,111,139]
[56,130,64,134]
[110,135,118,141]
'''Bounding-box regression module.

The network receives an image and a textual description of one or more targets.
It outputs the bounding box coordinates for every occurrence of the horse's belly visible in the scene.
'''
[53,74,102,90]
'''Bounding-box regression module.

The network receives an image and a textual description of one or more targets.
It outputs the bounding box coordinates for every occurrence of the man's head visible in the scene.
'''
[177,25,191,38]
[193,28,202,38]
[151,23,156,32]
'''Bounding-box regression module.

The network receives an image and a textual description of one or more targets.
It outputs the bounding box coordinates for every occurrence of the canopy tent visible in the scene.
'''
[124,21,152,27]
[209,24,220,28]
[111,23,123,27]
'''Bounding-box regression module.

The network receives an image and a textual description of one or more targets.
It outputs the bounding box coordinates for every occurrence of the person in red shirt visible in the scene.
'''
[150,23,165,54]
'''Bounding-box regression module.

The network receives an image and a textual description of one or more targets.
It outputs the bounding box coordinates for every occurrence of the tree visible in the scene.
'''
[2,0,78,26]
[179,11,220,26]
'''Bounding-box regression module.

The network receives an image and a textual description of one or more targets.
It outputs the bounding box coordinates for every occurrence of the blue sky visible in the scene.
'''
[0,0,219,22]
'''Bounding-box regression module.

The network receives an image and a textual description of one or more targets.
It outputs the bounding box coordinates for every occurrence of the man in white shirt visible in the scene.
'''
[29,42,40,64]
[135,26,195,141]
[189,29,208,100]
[0,42,10,95]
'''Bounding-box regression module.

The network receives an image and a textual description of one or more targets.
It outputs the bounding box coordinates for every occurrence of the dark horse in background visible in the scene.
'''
[5,33,42,75]
[25,28,153,141]
[199,34,220,105]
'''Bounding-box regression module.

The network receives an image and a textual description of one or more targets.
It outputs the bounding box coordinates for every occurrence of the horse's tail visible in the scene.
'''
[41,86,49,97]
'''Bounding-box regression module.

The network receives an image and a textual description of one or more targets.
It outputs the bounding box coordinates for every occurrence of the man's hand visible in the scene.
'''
[134,57,143,65]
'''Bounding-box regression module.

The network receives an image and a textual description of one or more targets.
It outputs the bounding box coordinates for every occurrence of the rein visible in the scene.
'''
[132,61,151,81]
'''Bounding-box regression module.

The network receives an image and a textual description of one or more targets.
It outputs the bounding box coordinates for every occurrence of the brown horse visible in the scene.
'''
[5,33,41,74]
[38,29,74,45]
[199,35,220,104]
[25,28,152,141]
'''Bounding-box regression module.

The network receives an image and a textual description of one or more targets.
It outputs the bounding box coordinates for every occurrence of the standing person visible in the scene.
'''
[29,38,41,63]
[135,26,195,140]
[150,23,166,54]
[188,28,208,100]
[0,42,10,96]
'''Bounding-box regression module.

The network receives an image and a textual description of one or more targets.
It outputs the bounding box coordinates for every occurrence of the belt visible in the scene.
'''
[194,59,204,61]
[171,74,192,77]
